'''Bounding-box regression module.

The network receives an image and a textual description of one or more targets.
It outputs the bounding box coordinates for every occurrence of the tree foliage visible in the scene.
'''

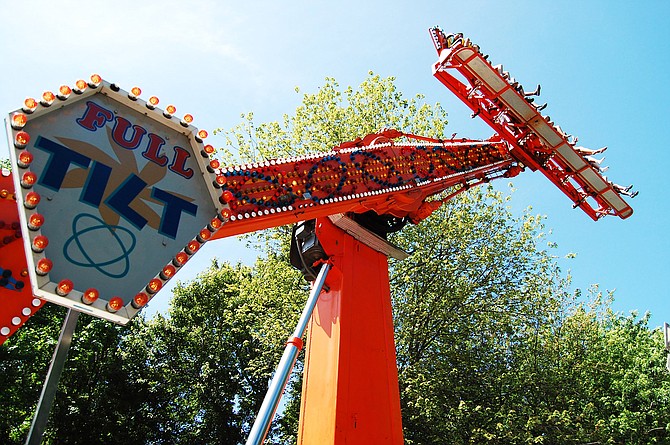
[0,257,305,445]
[1,73,668,444]
[390,184,564,444]
[0,304,66,443]
[131,256,306,444]
[390,186,670,444]
[217,73,448,164]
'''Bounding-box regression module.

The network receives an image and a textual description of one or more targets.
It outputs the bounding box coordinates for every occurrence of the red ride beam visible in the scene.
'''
[210,134,514,239]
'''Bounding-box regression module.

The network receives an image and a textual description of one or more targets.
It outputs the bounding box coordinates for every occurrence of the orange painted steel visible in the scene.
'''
[297,217,403,445]
[0,130,516,343]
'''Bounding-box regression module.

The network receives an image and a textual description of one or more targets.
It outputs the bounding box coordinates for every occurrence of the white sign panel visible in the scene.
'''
[6,78,227,323]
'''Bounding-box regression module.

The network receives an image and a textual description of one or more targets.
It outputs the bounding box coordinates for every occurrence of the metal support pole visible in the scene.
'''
[245,263,331,445]
[25,308,80,445]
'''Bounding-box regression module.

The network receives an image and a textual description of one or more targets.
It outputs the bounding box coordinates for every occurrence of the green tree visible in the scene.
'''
[218,73,670,444]
[1,257,305,445]
[506,291,670,444]
[130,257,306,444]
[388,184,566,444]
[44,314,161,445]
[0,305,163,445]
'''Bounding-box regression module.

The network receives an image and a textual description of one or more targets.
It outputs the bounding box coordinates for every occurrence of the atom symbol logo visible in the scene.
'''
[63,214,137,279]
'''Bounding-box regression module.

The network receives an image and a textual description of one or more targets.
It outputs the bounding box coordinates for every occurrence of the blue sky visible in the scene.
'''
[1,1,668,328]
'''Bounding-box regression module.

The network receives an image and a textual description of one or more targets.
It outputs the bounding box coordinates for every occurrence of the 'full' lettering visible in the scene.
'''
[76,101,193,179]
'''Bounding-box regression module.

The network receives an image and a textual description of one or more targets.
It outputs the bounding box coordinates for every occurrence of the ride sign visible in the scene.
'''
[5,76,228,324]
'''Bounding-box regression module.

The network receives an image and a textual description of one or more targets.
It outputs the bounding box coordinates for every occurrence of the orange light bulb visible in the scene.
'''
[173,251,189,266]
[41,91,55,105]
[58,85,72,99]
[18,150,33,167]
[107,297,123,312]
[132,292,149,308]
[32,235,49,252]
[24,191,41,209]
[146,278,162,294]
[36,258,53,275]
[28,213,44,230]
[23,98,38,112]
[15,131,31,149]
[75,79,88,92]
[11,113,27,129]
[220,190,234,203]
[209,217,223,230]
[186,239,200,254]
[197,228,212,242]
[56,279,73,296]
[82,288,99,304]
[90,74,102,86]
[160,264,176,280]
[197,129,208,139]
[21,172,37,188]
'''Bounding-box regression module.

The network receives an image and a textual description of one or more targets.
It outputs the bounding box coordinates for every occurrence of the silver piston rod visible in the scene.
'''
[245,262,331,445]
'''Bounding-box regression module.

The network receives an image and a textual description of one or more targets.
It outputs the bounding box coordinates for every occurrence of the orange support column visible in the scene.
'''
[297,217,404,445]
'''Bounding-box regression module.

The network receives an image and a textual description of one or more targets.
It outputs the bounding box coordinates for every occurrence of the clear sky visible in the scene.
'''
[1,1,668,328]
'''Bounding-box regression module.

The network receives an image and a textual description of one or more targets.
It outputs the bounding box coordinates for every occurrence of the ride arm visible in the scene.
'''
[429,27,633,220]
[210,130,516,240]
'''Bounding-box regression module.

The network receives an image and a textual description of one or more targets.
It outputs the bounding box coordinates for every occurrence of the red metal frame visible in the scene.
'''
[211,131,515,240]
[429,27,632,220]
